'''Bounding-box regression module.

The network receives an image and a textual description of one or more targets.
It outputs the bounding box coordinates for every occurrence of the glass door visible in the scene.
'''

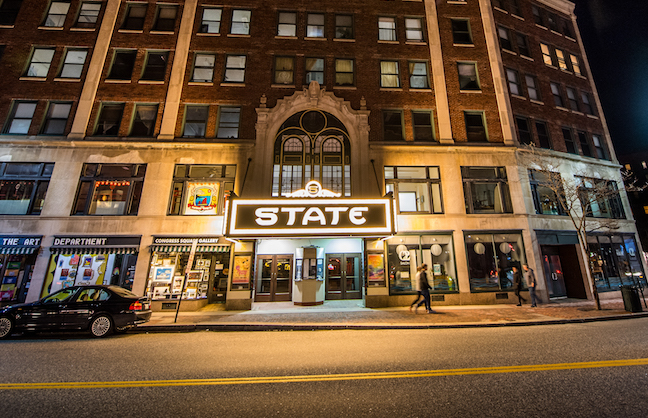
[255,255,293,302]
[325,253,361,300]
[541,246,567,298]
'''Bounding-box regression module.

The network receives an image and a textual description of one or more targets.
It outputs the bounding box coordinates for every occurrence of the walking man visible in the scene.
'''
[415,264,434,313]
[512,266,526,306]
[523,264,538,307]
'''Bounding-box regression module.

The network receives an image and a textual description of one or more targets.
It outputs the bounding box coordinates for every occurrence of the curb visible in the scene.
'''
[131,311,648,333]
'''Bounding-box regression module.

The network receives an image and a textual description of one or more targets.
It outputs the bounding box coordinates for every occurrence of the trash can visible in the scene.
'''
[620,285,643,312]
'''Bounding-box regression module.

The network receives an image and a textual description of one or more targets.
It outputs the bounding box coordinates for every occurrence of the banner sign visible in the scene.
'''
[0,236,42,247]
[52,236,141,248]
[153,237,222,245]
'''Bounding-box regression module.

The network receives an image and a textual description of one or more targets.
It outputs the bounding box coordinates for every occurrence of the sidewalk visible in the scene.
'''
[134,298,648,332]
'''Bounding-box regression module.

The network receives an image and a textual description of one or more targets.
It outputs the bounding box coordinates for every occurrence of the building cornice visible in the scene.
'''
[535,0,576,16]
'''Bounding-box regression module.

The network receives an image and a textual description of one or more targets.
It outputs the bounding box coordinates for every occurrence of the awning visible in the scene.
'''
[0,246,39,255]
[151,244,230,253]
[50,246,139,255]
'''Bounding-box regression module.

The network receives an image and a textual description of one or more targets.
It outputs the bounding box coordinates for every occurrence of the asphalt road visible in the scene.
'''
[2,318,648,417]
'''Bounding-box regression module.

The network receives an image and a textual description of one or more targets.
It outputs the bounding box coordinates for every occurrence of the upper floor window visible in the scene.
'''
[506,68,521,96]
[223,55,246,83]
[383,110,403,141]
[42,101,72,135]
[305,58,324,84]
[405,17,424,42]
[199,7,221,33]
[570,54,582,76]
[3,100,36,134]
[59,49,88,79]
[43,1,70,27]
[464,111,487,142]
[0,0,23,26]
[72,163,146,216]
[277,11,296,37]
[141,50,169,81]
[230,9,251,35]
[462,167,512,214]
[75,2,101,28]
[578,178,625,219]
[385,166,443,213]
[307,13,324,38]
[540,43,554,66]
[380,61,400,88]
[409,61,429,89]
[412,110,435,141]
[561,127,577,154]
[577,131,592,157]
[529,170,564,216]
[216,107,241,139]
[94,103,124,136]
[129,103,158,137]
[535,121,551,149]
[550,82,564,107]
[581,92,595,115]
[183,105,208,138]
[514,116,531,145]
[169,165,236,215]
[592,135,608,160]
[107,49,137,80]
[335,14,353,39]
[25,47,55,78]
[525,74,541,101]
[122,3,147,31]
[497,26,512,51]
[451,19,472,45]
[457,62,479,91]
[335,58,354,86]
[0,162,54,215]
[274,56,294,85]
[378,16,396,41]
[191,53,215,82]
[153,4,177,32]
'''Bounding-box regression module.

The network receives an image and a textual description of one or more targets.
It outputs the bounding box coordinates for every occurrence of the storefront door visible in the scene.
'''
[255,255,293,302]
[541,246,567,298]
[325,253,361,300]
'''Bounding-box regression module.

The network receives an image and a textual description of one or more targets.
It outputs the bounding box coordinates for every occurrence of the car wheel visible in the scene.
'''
[0,316,14,339]
[90,315,113,338]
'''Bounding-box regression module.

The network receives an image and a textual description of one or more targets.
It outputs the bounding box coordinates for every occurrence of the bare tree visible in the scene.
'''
[518,145,639,310]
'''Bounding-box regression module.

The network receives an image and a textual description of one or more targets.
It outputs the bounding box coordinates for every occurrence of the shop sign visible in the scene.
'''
[153,237,222,245]
[226,198,394,237]
[52,236,141,248]
[0,236,42,247]
[183,182,220,215]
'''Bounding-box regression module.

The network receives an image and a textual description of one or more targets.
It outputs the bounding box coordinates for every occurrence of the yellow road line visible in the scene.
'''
[2,358,647,390]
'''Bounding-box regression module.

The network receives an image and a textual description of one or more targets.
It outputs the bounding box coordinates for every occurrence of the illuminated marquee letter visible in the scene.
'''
[349,207,368,225]
[324,207,349,225]
[255,208,279,226]
[302,207,327,225]
[281,207,306,225]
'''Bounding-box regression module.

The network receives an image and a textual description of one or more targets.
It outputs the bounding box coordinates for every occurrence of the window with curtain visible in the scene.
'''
[274,57,294,84]
[335,59,354,86]
[380,61,399,88]
[305,58,324,84]
[130,104,158,137]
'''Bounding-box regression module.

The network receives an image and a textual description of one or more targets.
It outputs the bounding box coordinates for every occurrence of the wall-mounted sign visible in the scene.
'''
[153,237,222,245]
[183,182,220,215]
[0,236,42,247]
[226,198,394,237]
[52,236,141,248]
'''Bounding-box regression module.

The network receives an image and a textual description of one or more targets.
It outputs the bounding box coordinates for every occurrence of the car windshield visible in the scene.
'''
[108,285,139,299]
[42,288,78,304]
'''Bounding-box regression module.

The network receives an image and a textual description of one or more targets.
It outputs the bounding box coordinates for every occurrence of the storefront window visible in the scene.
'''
[588,234,646,292]
[465,232,526,292]
[462,167,512,214]
[0,254,37,302]
[384,166,443,214]
[387,234,457,295]
[0,162,53,215]
[168,164,236,215]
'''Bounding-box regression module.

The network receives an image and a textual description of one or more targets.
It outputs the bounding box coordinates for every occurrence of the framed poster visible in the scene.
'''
[183,182,220,215]
[187,270,203,281]
[153,266,174,282]
[367,253,385,284]
[232,255,251,285]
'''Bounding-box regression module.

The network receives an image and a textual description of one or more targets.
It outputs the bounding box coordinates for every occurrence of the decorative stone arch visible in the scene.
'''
[252,81,372,197]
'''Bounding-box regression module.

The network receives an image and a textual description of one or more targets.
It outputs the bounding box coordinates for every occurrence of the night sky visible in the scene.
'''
[573,0,648,158]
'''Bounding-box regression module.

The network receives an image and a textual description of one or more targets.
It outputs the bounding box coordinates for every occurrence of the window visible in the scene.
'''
[506,68,521,96]
[277,11,296,37]
[570,54,582,76]
[383,110,403,141]
[122,3,146,30]
[191,53,215,82]
[464,111,487,142]
[581,92,595,115]
[577,131,592,157]
[335,14,353,39]
[516,33,530,57]
[385,166,443,213]
[532,5,545,26]
[561,127,577,154]
[412,110,435,141]
[462,167,512,214]
[107,50,137,80]
[183,105,208,137]
[378,16,396,41]
[555,48,569,71]
[529,170,564,216]
[0,0,22,25]
[525,75,540,101]
[130,104,158,136]
[550,82,564,107]
[465,232,526,292]
[405,17,424,42]
[335,58,354,86]
[75,1,100,28]
[230,9,250,35]
[566,87,579,111]
[579,178,625,219]
[306,13,324,38]
[409,61,429,89]
[498,26,512,51]
[457,62,479,90]
[452,19,472,45]
[515,116,531,145]
[223,55,246,83]
[94,103,124,136]
[153,5,177,31]
[141,51,168,81]
[72,163,146,216]
[535,121,551,149]
[0,162,53,215]
[562,18,574,38]
[305,58,324,84]
[43,1,70,27]
[59,49,88,78]
[547,12,558,32]
[588,234,645,293]
[168,164,236,215]
[4,101,37,134]
[493,0,520,14]
[199,7,221,33]
[592,135,608,160]
[26,48,55,78]
[274,56,294,84]
[540,43,554,66]
[216,107,240,139]
[380,61,399,88]
[42,102,72,135]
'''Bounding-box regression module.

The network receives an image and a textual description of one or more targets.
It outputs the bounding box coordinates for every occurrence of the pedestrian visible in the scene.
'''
[512,266,526,306]
[523,264,538,307]
[409,265,423,312]
[415,264,434,313]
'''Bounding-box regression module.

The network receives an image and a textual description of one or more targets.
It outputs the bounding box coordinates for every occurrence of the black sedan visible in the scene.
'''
[0,285,152,339]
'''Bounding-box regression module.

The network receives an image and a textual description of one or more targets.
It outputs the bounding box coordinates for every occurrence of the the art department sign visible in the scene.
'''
[226,198,395,237]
